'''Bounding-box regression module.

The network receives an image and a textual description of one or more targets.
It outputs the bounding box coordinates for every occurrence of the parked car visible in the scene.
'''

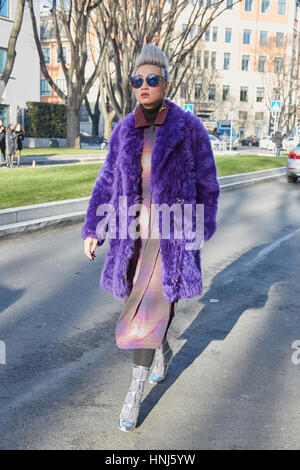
[241,135,259,146]
[259,136,276,151]
[282,136,300,152]
[287,144,300,183]
[209,134,222,150]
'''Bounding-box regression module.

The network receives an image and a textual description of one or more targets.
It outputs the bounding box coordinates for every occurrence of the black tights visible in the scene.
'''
[133,303,175,368]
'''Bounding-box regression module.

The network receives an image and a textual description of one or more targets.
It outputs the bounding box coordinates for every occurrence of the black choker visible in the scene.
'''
[141,100,164,125]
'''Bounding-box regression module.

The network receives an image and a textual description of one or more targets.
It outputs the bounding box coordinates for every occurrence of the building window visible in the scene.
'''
[194,83,202,100]
[225,28,232,43]
[255,112,264,120]
[56,46,67,63]
[223,85,230,101]
[243,30,251,44]
[245,0,253,11]
[261,0,270,13]
[272,88,280,100]
[204,51,209,69]
[276,32,284,47]
[278,0,286,15]
[259,31,268,46]
[208,84,216,101]
[0,0,8,17]
[227,0,233,8]
[56,78,67,94]
[241,55,250,71]
[180,83,186,100]
[255,127,261,137]
[258,56,266,72]
[211,51,216,69]
[79,104,89,123]
[256,87,264,102]
[182,24,188,39]
[190,26,196,39]
[274,56,283,73]
[42,47,50,64]
[240,87,248,102]
[205,27,210,41]
[239,126,245,139]
[0,47,7,74]
[0,104,9,126]
[212,27,218,41]
[40,78,51,96]
[239,111,248,120]
[196,50,201,67]
[224,52,230,70]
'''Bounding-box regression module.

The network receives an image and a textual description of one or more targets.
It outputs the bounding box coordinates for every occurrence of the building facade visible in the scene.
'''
[0,0,40,126]
[176,0,300,139]
[38,0,300,139]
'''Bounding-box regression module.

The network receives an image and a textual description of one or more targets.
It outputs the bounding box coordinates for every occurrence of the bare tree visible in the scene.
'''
[28,0,114,147]
[93,0,242,135]
[261,33,300,135]
[0,0,26,98]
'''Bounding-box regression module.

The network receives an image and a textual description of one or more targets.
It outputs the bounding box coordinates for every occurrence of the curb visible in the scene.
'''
[0,154,106,168]
[0,166,286,239]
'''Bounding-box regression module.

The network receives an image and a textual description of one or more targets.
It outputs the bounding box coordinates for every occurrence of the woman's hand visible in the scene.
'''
[84,237,98,261]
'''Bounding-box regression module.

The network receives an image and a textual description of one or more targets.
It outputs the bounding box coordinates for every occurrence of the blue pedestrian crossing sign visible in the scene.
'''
[271,101,281,113]
[184,104,194,113]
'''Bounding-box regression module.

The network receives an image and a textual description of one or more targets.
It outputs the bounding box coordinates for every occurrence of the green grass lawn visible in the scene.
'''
[215,155,286,176]
[0,155,287,210]
[21,147,106,156]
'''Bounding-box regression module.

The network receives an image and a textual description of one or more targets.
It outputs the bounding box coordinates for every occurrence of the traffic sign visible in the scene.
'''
[271,100,281,113]
[184,104,194,113]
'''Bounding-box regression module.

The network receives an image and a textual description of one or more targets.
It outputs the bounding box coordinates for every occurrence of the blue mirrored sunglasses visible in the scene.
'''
[130,74,165,89]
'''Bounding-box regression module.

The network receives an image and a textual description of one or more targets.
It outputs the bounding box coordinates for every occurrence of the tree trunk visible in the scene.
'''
[67,106,81,148]
[103,110,115,142]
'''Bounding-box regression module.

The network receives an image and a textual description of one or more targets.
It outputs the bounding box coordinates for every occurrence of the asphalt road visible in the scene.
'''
[0,175,300,450]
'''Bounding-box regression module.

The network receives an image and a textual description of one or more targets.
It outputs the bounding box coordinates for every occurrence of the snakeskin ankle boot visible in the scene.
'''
[149,336,173,384]
[118,364,150,432]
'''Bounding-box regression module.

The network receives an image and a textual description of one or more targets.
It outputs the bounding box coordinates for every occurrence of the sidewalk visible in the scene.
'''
[0,153,106,168]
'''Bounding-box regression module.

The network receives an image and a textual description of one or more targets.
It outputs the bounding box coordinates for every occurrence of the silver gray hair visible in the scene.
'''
[133,43,171,82]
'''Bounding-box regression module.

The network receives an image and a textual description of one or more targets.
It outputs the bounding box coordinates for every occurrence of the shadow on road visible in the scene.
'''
[138,236,296,428]
[0,285,25,314]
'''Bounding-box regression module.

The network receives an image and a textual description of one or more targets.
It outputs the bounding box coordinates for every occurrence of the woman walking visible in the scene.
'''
[5,124,17,168]
[15,124,25,167]
[81,44,220,432]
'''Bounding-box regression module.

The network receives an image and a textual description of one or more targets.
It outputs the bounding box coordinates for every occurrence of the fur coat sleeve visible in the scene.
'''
[189,114,220,241]
[80,124,120,245]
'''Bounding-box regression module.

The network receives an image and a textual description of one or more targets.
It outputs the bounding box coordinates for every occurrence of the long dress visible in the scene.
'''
[115,124,176,349]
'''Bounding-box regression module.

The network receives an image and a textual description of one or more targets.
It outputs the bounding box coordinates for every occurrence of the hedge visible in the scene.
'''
[25,101,67,138]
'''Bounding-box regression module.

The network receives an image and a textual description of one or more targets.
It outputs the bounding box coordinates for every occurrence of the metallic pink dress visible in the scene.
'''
[115,120,176,350]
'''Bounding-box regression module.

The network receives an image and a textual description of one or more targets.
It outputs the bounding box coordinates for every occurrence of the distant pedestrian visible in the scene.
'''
[222,131,228,152]
[5,124,17,168]
[212,127,219,138]
[0,120,6,163]
[274,129,284,157]
[15,124,25,168]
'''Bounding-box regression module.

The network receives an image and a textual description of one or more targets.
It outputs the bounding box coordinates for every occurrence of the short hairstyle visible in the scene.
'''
[133,43,171,82]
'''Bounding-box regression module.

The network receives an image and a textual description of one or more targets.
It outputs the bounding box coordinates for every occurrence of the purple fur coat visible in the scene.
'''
[81,99,220,302]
